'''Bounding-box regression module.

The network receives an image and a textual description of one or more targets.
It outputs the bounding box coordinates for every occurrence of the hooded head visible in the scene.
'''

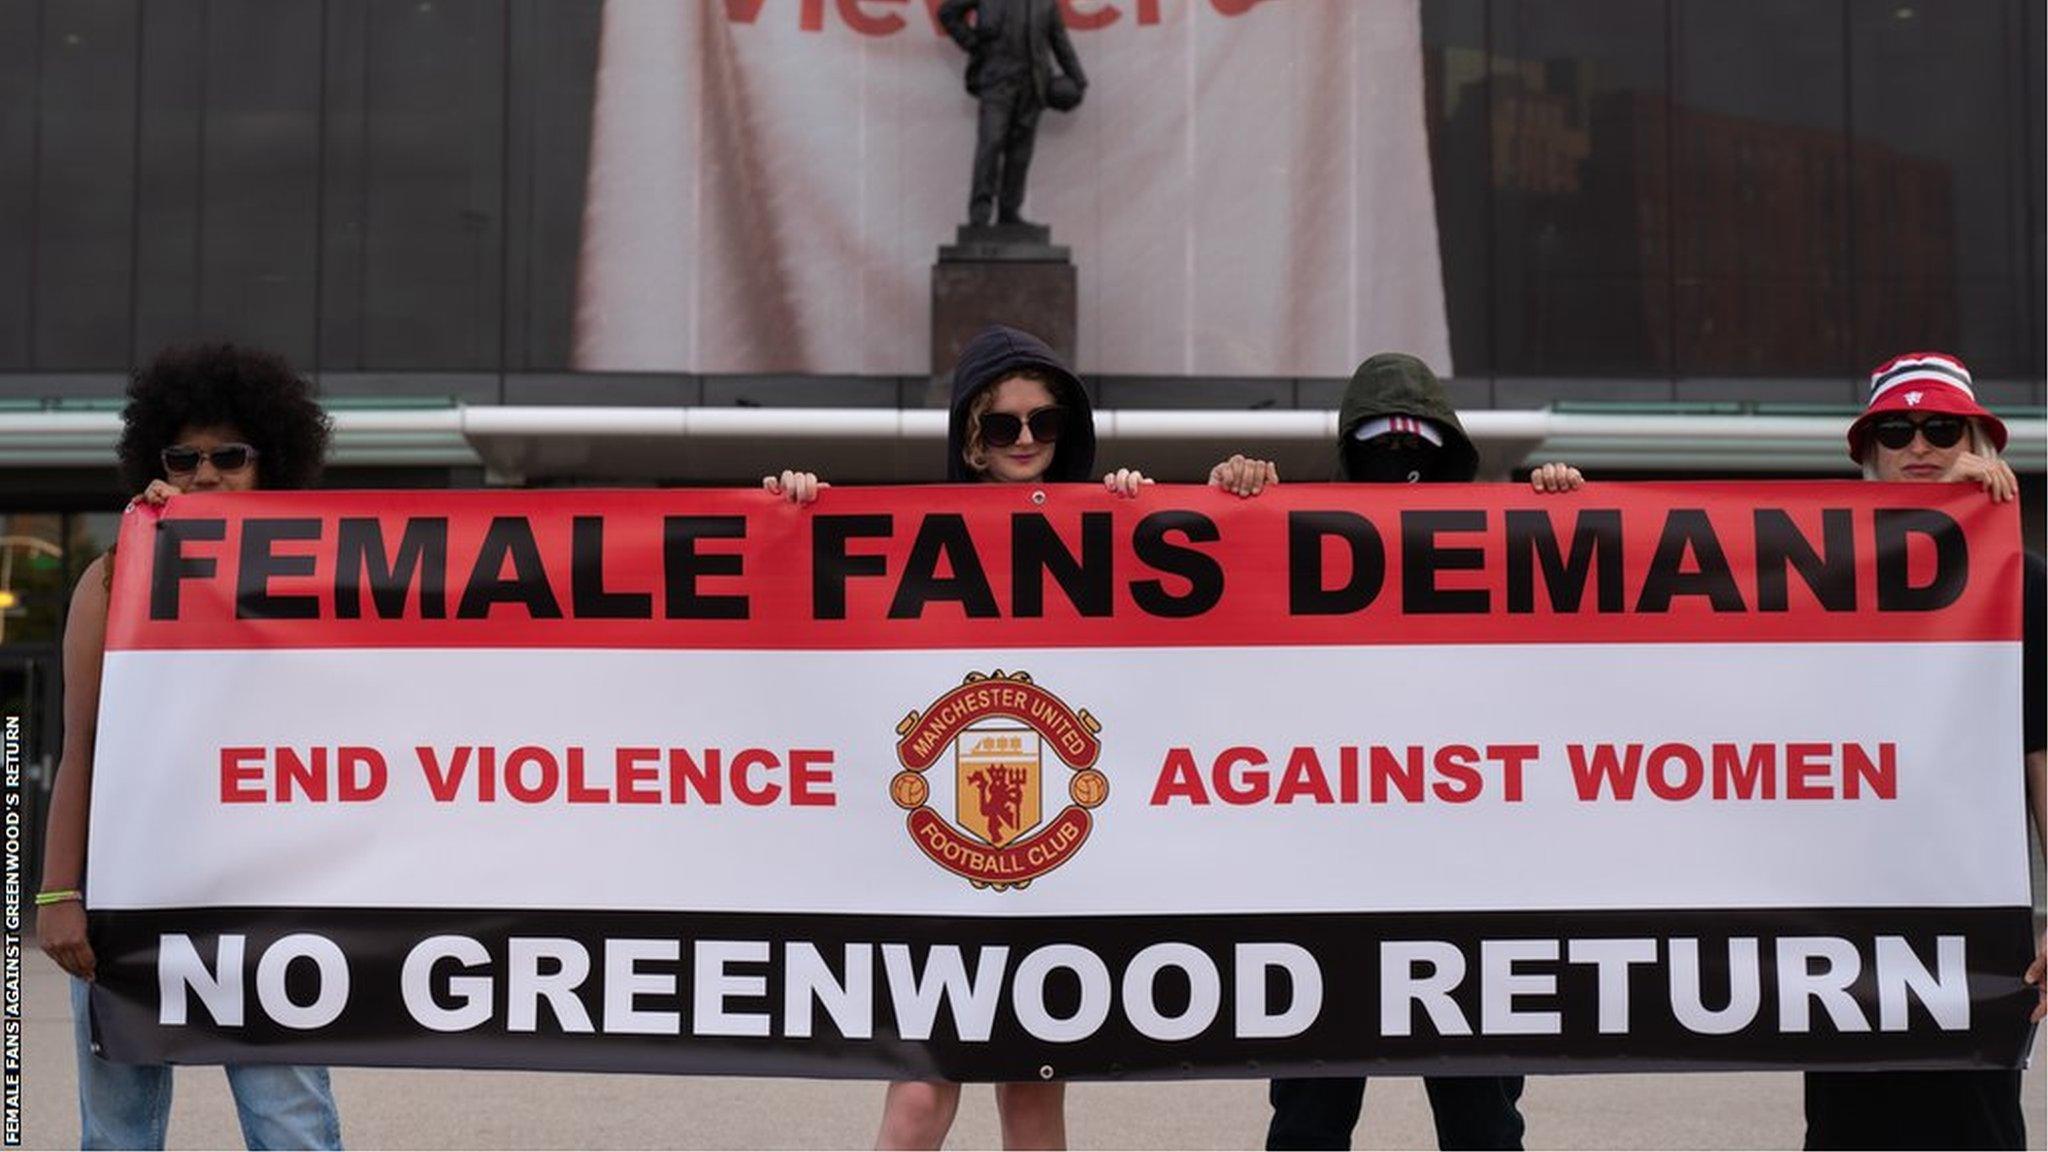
[1846,351,2008,465]
[1335,353,1478,484]
[946,324,1098,482]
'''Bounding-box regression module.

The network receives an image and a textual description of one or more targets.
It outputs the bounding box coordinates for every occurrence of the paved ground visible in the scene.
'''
[14,950,2042,1150]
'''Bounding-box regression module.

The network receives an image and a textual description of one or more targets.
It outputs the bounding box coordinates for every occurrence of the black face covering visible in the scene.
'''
[1347,439,1442,484]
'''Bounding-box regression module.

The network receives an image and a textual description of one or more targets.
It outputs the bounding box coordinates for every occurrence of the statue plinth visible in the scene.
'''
[938,222,1070,262]
[931,225,1078,385]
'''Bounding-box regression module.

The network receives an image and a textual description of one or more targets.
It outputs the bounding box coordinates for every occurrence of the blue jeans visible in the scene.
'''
[71,979,342,1150]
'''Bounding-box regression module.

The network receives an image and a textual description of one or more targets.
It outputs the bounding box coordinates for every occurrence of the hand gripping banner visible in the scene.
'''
[83,482,2037,1079]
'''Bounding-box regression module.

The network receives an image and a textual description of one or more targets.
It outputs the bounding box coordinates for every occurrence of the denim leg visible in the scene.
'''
[225,1063,343,1150]
[71,978,173,1150]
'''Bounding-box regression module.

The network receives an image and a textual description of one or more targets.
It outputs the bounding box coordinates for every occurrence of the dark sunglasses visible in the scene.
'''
[161,443,260,475]
[1870,414,1966,451]
[978,406,1066,448]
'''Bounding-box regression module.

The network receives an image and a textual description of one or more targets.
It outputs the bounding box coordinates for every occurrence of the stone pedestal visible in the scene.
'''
[931,223,1077,390]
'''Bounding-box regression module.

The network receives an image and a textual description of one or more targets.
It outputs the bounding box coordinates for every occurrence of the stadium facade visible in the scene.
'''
[0,1,2042,833]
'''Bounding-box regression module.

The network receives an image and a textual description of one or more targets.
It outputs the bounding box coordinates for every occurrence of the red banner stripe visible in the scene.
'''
[103,482,2024,651]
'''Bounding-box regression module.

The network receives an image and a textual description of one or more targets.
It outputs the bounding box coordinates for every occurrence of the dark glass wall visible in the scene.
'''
[1421,0,2044,384]
[0,0,2039,389]
[0,0,598,380]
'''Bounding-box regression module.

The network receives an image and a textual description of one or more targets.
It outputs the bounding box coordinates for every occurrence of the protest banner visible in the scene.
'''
[83,482,2034,1078]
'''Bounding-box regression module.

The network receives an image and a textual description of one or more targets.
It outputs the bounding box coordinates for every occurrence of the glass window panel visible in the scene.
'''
[322,0,505,371]
[1421,0,1492,377]
[506,0,602,371]
[0,2,38,369]
[2024,0,2043,379]
[67,512,123,577]
[0,513,71,645]
[1848,0,2029,375]
[1673,0,1850,376]
[1489,0,1671,375]
[130,0,208,360]
[33,0,138,369]
[317,0,371,369]
[193,0,322,365]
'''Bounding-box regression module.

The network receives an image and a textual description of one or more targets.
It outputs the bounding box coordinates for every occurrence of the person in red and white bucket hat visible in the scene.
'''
[1845,350,2018,500]
[1804,350,2042,1151]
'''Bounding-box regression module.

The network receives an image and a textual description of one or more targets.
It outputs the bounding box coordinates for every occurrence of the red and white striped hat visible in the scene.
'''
[1846,351,2007,462]
[1351,414,1444,446]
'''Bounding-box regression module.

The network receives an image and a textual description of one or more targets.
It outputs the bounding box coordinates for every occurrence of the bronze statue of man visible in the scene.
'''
[938,0,1086,229]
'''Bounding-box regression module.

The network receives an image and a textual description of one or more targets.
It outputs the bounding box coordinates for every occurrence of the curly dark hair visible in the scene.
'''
[116,343,332,492]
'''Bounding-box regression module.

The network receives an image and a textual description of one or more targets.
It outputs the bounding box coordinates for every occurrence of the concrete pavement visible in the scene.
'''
[15,950,2041,1149]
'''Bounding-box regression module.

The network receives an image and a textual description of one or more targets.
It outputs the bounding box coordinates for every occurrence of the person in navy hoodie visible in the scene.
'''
[768,324,1143,1149]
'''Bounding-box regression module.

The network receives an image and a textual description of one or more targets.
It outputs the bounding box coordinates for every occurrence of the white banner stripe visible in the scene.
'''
[89,642,2028,916]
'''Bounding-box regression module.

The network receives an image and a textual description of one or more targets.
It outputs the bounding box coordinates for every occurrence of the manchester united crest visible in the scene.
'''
[890,671,1109,890]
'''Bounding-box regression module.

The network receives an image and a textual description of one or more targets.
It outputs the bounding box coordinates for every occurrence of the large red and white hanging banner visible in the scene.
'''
[85,482,2035,1078]
[573,0,1451,377]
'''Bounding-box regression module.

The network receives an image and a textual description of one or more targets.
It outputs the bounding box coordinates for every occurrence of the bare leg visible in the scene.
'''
[876,1080,962,1150]
[995,1081,1067,1150]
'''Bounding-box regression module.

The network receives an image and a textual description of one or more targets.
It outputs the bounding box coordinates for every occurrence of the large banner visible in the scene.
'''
[572,0,1451,376]
[86,483,2035,1078]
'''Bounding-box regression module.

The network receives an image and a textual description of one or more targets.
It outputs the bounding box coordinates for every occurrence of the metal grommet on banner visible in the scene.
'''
[1038,1064,1056,1080]
[1031,489,1047,505]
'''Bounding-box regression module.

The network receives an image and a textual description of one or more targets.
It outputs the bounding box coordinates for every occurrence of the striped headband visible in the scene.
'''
[1867,353,1974,405]
[1351,415,1444,446]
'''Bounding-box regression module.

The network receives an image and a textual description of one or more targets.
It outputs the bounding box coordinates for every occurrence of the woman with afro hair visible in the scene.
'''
[38,343,343,1149]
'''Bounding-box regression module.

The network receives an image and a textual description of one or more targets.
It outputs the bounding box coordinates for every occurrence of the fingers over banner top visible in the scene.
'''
[105,483,2021,652]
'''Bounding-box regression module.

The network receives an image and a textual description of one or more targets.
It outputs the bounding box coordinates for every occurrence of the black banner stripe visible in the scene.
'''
[88,906,2037,1080]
